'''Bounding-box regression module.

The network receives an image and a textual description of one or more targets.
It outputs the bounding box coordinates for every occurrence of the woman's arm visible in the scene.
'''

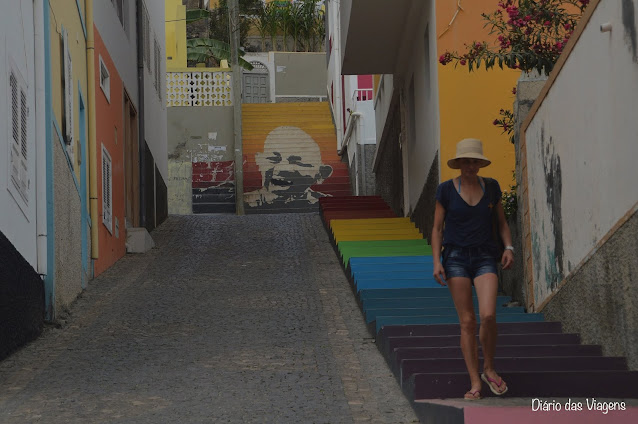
[431,201,447,285]
[495,202,514,269]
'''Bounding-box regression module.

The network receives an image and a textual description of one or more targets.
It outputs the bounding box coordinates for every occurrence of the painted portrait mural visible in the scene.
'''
[243,121,351,213]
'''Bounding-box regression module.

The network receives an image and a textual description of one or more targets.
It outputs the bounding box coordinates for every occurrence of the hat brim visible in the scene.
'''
[447,155,491,169]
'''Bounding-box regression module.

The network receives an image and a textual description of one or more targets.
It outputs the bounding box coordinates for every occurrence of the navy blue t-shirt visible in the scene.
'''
[435,178,502,249]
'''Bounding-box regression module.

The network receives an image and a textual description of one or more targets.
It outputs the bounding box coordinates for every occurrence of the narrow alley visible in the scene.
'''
[0,214,418,424]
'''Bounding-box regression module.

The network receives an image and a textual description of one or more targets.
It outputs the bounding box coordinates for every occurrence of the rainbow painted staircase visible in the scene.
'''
[320,196,638,423]
[242,102,351,213]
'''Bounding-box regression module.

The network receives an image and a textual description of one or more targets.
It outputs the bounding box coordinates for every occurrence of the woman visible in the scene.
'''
[431,138,514,400]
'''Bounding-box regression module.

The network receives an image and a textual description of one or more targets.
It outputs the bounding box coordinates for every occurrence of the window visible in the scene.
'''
[99,56,110,103]
[112,0,124,26]
[154,38,161,98]
[102,145,113,233]
[7,62,29,205]
[143,3,151,72]
[63,28,74,146]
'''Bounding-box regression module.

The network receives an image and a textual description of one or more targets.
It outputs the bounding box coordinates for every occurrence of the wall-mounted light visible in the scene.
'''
[600,22,612,32]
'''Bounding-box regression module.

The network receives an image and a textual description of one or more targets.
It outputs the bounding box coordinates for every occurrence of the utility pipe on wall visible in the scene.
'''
[85,0,99,260]
[136,0,147,227]
[34,0,47,274]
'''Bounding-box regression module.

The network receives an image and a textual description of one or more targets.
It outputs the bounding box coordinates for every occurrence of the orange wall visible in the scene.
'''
[94,28,126,277]
[437,0,520,190]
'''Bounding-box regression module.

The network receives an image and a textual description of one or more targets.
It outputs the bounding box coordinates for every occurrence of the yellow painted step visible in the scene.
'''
[335,233,424,243]
[330,217,412,227]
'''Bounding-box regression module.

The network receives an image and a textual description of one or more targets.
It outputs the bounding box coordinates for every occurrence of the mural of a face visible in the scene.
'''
[248,126,333,207]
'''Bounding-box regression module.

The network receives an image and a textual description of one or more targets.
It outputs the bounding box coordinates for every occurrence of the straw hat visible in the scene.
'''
[447,138,491,169]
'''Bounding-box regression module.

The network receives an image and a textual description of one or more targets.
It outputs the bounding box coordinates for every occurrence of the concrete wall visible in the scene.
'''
[437,0,520,189]
[542,210,638,369]
[397,3,439,215]
[0,230,44,361]
[522,0,638,367]
[93,0,138,107]
[46,0,90,319]
[374,99,404,216]
[94,29,127,277]
[167,107,234,214]
[0,0,38,267]
[143,0,168,229]
[274,52,327,99]
[53,128,84,313]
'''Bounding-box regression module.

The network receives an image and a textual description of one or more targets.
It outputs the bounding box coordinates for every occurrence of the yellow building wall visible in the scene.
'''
[166,0,188,69]
[436,0,520,190]
[49,0,89,181]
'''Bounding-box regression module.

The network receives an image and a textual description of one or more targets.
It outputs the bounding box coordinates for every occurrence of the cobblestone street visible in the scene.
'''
[0,214,418,424]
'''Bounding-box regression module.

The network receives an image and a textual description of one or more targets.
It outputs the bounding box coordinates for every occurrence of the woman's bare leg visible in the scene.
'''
[474,272,507,393]
[447,277,481,393]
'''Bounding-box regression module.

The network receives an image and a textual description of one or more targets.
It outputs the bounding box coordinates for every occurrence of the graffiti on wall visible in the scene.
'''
[244,126,333,211]
[192,160,236,214]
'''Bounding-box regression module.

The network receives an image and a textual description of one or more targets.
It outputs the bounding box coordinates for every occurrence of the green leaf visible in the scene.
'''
[186,9,211,24]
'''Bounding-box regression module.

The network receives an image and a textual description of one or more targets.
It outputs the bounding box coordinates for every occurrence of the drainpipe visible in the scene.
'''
[85,0,99,260]
[136,0,147,228]
[34,0,47,275]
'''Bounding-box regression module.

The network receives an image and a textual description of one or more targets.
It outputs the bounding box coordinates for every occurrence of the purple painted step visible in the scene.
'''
[377,322,562,353]
[384,333,581,358]
[392,344,604,364]
[390,344,606,376]
[400,356,628,385]
[406,370,638,399]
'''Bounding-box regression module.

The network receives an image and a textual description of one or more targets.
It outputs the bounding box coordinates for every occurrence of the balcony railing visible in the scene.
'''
[353,88,373,103]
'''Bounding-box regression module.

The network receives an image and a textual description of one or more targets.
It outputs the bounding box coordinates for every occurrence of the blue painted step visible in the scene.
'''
[350,263,435,274]
[359,287,470,300]
[356,279,442,292]
[376,313,545,333]
[350,255,433,264]
[354,271,436,284]
[362,295,512,310]
[365,306,526,323]
[377,321,558,339]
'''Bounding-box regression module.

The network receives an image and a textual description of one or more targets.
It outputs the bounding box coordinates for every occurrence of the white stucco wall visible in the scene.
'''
[0,0,37,267]
[525,0,638,305]
[400,1,439,213]
[144,0,167,180]
[93,0,139,107]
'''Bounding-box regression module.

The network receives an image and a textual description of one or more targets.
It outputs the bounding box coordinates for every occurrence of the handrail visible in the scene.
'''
[338,111,362,156]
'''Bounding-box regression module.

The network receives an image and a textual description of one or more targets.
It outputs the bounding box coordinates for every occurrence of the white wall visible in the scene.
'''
[93,0,139,107]
[0,0,37,267]
[143,0,167,180]
[525,0,638,305]
[326,0,344,149]
[399,1,438,213]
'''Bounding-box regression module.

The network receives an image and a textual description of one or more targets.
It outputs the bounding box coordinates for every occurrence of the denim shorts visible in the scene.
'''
[442,245,499,280]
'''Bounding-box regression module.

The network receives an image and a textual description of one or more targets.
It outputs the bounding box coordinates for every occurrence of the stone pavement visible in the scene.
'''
[0,214,419,424]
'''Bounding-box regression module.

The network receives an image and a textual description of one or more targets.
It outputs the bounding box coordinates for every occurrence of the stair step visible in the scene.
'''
[363,295,512,310]
[385,333,581,355]
[400,356,628,384]
[193,203,236,214]
[406,370,638,399]
[392,344,604,363]
[366,306,526,323]
[377,321,559,339]
[376,313,546,333]
[358,287,458,300]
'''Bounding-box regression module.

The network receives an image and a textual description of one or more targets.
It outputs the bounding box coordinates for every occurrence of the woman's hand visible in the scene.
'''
[501,250,514,270]
[433,262,447,286]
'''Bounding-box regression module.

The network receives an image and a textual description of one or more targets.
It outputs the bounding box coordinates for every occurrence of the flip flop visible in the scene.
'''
[481,373,508,395]
[464,389,482,400]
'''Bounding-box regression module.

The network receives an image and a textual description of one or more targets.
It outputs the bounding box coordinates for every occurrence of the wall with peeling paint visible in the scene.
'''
[523,0,638,367]
[525,0,638,306]
[167,107,235,214]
